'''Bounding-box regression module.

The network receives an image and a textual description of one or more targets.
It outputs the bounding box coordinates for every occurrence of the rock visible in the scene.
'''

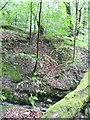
[2,102,13,106]
[40,107,47,112]
[1,76,12,81]
[41,71,90,118]
[23,105,31,109]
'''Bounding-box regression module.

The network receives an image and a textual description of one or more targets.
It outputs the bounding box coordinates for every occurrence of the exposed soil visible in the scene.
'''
[0,31,89,118]
[2,107,42,119]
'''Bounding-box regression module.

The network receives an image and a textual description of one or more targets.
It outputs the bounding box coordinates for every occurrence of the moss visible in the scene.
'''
[0,105,12,110]
[1,87,29,104]
[1,62,23,83]
[11,96,29,104]
[1,87,13,101]
[41,70,90,118]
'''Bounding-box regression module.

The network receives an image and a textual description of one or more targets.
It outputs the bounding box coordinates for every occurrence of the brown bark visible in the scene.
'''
[76,7,83,36]
[73,0,79,61]
[0,2,8,11]
[32,12,44,35]
[29,2,32,46]
[64,2,73,36]
[33,0,42,73]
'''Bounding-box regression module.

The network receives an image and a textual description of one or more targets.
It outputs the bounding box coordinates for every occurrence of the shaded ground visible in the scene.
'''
[1,107,42,119]
[0,31,89,118]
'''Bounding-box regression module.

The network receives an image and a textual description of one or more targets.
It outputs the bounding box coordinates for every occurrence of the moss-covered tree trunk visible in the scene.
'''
[41,70,90,118]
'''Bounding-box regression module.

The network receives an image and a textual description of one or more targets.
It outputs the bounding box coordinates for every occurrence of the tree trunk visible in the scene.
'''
[76,7,82,36]
[83,0,87,28]
[0,2,8,11]
[73,0,79,61]
[34,19,36,33]
[41,71,89,118]
[32,12,44,35]
[64,2,73,36]
[29,2,32,46]
[14,14,17,26]
[33,3,39,33]
[88,1,90,66]
[24,15,29,31]
[33,0,42,73]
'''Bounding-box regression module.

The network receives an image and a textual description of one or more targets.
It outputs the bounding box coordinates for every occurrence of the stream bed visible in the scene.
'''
[0,101,47,114]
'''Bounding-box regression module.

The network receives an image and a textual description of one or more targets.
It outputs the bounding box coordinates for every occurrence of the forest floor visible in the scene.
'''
[1,31,89,119]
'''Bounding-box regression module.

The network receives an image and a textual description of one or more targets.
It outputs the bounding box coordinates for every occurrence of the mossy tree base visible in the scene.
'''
[41,70,90,118]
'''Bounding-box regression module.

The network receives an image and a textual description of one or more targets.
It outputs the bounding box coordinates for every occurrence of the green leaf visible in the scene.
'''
[47,98,52,103]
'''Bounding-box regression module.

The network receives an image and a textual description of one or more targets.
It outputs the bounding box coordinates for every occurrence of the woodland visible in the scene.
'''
[0,0,90,119]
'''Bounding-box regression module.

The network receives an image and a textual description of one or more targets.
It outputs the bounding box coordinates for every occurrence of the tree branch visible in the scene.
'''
[0,2,8,11]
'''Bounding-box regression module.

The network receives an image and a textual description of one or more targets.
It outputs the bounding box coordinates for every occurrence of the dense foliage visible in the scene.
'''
[1,0,88,40]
